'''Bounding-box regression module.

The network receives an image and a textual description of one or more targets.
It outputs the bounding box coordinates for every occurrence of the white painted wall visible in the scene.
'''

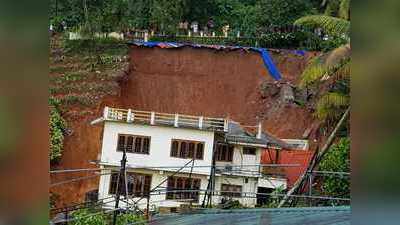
[257,177,287,189]
[214,176,257,207]
[98,167,209,209]
[215,145,262,176]
[100,121,215,175]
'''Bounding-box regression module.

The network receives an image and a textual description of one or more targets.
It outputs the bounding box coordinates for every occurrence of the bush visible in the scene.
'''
[319,138,350,199]
[49,98,66,162]
[116,212,146,225]
[149,31,346,51]
[70,209,107,225]
[64,37,127,56]
[70,208,146,225]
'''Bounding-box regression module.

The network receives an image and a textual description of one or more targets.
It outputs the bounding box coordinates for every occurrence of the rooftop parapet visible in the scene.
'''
[102,106,228,132]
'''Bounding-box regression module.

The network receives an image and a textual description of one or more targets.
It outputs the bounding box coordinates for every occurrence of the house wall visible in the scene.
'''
[261,147,314,188]
[215,145,262,174]
[100,121,215,175]
[214,176,258,207]
[98,167,210,209]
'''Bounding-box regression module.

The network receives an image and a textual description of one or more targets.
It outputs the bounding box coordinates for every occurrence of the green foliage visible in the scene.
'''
[319,138,350,198]
[49,98,66,162]
[315,92,349,121]
[69,209,146,225]
[116,213,146,225]
[294,15,350,36]
[70,209,107,225]
[262,185,285,208]
[64,38,127,56]
[259,0,316,27]
[59,95,95,107]
[150,30,346,51]
[295,1,350,125]
[50,0,325,38]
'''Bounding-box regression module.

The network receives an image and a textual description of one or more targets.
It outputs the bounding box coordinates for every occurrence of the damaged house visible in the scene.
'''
[92,106,305,209]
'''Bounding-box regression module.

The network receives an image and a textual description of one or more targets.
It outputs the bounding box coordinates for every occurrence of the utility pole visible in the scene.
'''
[112,147,127,225]
[188,155,195,209]
[202,141,217,208]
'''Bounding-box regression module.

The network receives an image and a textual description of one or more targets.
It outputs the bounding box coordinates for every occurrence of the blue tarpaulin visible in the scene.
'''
[128,41,283,81]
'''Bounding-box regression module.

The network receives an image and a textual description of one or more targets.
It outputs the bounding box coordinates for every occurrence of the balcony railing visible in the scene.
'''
[103,107,228,132]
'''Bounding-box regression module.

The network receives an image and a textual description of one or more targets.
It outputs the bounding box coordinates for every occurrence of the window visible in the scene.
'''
[170,139,204,160]
[243,147,256,155]
[117,134,150,154]
[85,190,98,203]
[216,144,234,161]
[171,140,179,157]
[109,172,152,197]
[166,176,201,202]
[221,184,242,198]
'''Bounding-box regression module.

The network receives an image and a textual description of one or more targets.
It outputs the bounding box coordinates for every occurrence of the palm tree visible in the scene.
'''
[294,0,350,126]
[277,0,351,208]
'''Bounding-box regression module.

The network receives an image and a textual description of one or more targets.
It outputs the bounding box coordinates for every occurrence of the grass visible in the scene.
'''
[50,82,119,95]
[64,37,128,56]
[58,95,95,107]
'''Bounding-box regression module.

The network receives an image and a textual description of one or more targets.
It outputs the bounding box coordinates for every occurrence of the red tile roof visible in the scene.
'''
[261,148,315,188]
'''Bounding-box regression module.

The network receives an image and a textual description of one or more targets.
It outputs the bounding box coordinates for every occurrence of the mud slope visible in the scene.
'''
[51,44,319,208]
[119,46,317,138]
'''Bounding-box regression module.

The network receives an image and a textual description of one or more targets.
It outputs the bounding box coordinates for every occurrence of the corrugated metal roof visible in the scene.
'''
[150,206,350,225]
[226,121,291,149]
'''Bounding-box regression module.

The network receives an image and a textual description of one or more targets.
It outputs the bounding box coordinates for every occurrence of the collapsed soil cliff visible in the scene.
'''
[50,42,320,208]
[120,46,318,138]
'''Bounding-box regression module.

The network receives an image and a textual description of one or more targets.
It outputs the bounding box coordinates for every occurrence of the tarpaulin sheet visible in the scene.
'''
[129,41,282,81]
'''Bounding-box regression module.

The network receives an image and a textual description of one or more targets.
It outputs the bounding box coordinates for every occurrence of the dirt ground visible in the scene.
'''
[50,44,320,208]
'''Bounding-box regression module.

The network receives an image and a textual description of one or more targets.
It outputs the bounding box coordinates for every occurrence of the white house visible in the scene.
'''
[93,107,288,210]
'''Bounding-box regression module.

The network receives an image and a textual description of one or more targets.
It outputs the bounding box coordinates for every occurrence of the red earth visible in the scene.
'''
[50,44,321,208]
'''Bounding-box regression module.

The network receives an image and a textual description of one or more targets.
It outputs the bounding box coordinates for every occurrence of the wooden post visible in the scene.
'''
[112,147,127,225]
[146,195,151,220]
[277,107,350,208]
[308,172,313,207]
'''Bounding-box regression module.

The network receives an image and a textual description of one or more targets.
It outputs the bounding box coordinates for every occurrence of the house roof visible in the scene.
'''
[226,121,291,149]
[149,206,351,225]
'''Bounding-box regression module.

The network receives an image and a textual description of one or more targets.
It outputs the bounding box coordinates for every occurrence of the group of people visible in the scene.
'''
[178,19,230,36]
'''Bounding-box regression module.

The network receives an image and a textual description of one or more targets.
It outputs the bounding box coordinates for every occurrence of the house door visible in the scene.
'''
[256,187,273,206]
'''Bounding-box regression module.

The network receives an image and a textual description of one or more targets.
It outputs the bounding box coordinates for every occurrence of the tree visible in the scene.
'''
[295,0,350,125]
[49,98,66,163]
[319,137,350,198]
[259,0,316,27]
[150,0,186,34]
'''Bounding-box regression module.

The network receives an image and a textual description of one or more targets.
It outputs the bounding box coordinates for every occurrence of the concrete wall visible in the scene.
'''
[100,121,215,175]
[215,145,262,175]
[214,176,258,207]
[98,167,209,209]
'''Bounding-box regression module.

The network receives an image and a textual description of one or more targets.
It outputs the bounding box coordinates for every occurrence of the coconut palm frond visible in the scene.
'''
[299,64,328,88]
[294,15,350,36]
[326,44,351,67]
[299,56,330,88]
[339,0,350,20]
[315,92,349,120]
[331,59,350,81]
